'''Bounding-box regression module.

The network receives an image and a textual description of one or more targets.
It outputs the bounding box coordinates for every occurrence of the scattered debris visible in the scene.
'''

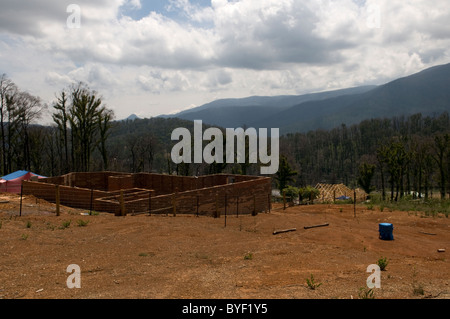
[35,288,44,293]
[437,249,446,253]
[420,231,437,236]
[273,228,297,235]
[304,223,329,230]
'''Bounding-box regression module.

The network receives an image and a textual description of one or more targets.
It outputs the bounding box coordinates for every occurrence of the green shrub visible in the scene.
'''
[306,274,322,290]
[77,220,89,227]
[299,186,320,202]
[282,186,300,198]
[244,252,253,260]
[358,287,375,299]
[377,257,389,271]
[61,220,71,229]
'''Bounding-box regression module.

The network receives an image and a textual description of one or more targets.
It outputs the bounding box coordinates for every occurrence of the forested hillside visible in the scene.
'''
[280,112,450,200]
[164,63,450,134]
[1,73,449,200]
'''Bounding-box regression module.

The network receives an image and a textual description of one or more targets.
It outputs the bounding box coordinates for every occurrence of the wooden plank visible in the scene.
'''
[304,223,329,230]
[273,228,297,235]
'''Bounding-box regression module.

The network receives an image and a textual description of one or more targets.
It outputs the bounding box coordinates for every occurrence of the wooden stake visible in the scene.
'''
[55,184,60,217]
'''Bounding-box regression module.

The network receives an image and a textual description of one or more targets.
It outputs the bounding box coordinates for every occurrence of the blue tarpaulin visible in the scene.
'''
[0,170,47,193]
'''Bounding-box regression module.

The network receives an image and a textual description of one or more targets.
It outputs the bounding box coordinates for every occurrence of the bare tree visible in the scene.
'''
[97,108,115,171]
[14,91,45,170]
[52,89,70,173]
[0,74,17,174]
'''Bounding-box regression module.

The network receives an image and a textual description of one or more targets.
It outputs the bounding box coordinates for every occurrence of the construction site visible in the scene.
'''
[1,172,449,300]
[20,172,272,217]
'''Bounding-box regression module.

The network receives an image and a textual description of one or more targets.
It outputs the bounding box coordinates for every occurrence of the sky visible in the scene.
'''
[1,0,450,122]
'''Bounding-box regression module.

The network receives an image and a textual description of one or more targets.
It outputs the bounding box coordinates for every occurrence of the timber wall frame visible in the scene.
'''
[22,172,272,216]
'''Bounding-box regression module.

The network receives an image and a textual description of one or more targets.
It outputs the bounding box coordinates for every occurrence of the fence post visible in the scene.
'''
[90,188,94,215]
[55,184,60,216]
[268,193,271,213]
[224,193,228,227]
[283,190,286,210]
[252,194,257,216]
[173,188,178,217]
[236,196,239,218]
[120,190,125,216]
[215,194,219,218]
[19,182,23,217]
[196,195,199,217]
[148,191,152,216]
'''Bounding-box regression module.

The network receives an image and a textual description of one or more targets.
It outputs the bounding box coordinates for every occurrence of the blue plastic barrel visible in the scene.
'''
[379,223,394,240]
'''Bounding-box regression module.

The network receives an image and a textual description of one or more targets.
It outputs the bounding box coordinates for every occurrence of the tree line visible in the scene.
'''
[0,74,114,177]
[1,74,449,201]
[279,113,450,200]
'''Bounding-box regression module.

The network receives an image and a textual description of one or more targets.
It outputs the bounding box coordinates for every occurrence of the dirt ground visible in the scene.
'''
[0,193,449,299]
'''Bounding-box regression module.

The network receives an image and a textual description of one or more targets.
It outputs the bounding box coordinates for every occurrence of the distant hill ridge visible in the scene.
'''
[161,62,450,134]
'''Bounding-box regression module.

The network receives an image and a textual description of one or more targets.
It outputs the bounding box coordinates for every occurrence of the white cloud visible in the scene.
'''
[0,0,450,119]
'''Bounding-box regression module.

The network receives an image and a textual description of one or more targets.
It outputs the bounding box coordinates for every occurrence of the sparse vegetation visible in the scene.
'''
[46,222,56,230]
[370,194,450,218]
[244,252,253,260]
[26,220,32,228]
[306,274,322,290]
[21,233,28,240]
[413,284,425,296]
[411,267,425,296]
[358,287,375,299]
[77,219,89,227]
[61,220,71,229]
[377,257,389,271]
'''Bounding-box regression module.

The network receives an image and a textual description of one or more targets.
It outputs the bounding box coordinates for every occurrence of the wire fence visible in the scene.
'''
[19,180,272,220]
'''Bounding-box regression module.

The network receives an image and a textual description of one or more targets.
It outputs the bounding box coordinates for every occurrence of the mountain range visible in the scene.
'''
[160,62,450,134]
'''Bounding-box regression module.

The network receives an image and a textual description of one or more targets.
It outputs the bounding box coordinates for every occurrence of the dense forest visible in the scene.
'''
[280,113,450,200]
[1,74,449,200]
